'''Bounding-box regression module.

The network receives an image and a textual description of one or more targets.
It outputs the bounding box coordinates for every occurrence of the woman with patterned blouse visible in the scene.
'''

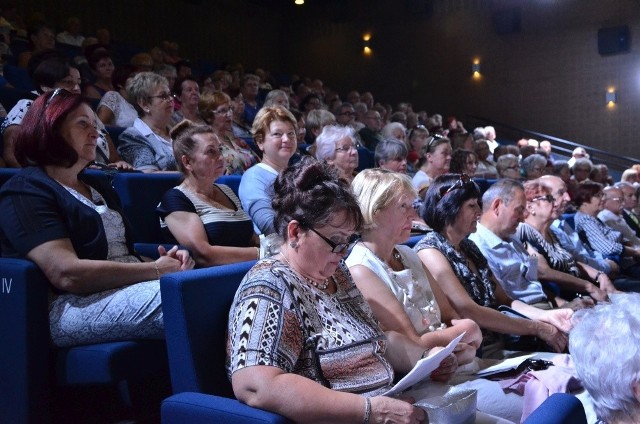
[517,179,614,301]
[414,174,571,358]
[227,158,458,423]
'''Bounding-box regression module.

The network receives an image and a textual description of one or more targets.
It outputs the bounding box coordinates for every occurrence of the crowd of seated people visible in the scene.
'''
[5,10,640,424]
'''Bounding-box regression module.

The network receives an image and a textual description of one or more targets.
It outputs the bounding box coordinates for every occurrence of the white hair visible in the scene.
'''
[315,125,356,161]
[381,122,406,140]
[570,293,640,423]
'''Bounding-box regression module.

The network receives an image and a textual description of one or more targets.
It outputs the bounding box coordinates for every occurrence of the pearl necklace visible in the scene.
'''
[280,252,330,290]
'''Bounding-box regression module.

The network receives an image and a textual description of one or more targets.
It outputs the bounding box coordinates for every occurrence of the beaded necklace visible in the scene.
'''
[280,252,330,290]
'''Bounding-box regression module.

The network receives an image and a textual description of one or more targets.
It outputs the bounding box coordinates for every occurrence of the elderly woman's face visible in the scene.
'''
[328,136,358,178]
[259,119,297,170]
[374,189,417,244]
[60,103,99,165]
[209,101,233,131]
[186,132,225,181]
[274,94,289,109]
[144,83,174,123]
[527,162,545,180]
[179,80,200,107]
[582,191,605,216]
[380,156,407,173]
[527,193,556,222]
[296,211,358,281]
[501,161,519,179]
[427,143,452,175]
[392,127,406,142]
[452,198,481,236]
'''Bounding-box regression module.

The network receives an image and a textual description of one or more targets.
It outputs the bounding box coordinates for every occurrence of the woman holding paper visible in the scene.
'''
[347,168,482,366]
[227,158,456,423]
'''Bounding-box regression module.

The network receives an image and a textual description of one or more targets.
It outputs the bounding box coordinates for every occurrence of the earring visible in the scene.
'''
[290,241,298,248]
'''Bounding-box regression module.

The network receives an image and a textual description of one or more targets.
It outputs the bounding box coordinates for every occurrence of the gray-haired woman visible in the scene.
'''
[118,72,177,172]
[375,138,408,173]
[315,124,359,182]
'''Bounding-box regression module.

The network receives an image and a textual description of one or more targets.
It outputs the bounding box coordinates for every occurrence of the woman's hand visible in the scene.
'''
[107,160,134,171]
[451,318,482,349]
[452,342,476,366]
[584,281,609,302]
[370,396,426,423]
[535,321,568,353]
[596,273,621,295]
[156,245,195,273]
[429,350,458,383]
[538,308,573,333]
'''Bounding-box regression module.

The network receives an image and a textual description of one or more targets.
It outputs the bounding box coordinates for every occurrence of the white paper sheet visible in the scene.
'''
[383,332,465,396]
[474,353,535,378]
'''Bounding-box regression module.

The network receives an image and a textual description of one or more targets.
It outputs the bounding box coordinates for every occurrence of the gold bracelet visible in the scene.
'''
[154,262,160,280]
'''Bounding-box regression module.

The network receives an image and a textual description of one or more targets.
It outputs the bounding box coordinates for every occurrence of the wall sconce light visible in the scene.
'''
[606,88,616,107]
[294,0,304,5]
[472,59,481,79]
[363,33,372,56]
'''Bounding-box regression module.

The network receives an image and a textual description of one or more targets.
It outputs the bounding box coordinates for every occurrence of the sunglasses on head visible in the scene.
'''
[426,133,444,152]
[438,174,473,199]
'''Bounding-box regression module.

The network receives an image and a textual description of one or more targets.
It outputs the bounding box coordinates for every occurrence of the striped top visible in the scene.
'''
[157,183,254,247]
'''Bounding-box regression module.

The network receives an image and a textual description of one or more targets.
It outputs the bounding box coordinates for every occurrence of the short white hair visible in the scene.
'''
[381,122,406,139]
[570,293,640,423]
[315,125,356,161]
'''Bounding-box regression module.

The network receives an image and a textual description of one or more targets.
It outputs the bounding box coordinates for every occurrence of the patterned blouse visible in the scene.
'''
[517,222,580,277]
[413,232,497,308]
[574,211,624,257]
[227,259,394,395]
[219,133,259,175]
[413,232,501,350]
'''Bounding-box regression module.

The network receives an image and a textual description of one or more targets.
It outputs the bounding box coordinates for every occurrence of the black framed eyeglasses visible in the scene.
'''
[531,194,555,203]
[439,173,472,198]
[308,228,359,254]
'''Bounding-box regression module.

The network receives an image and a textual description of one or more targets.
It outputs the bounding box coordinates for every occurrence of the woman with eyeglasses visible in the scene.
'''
[156,121,261,267]
[574,181,640,281]
[411,135,452,198]
[496,153,520,180]
[3,55,130,170]
[199,91,259,175]
[229,157,449,424]
[117,72,178,172]
[517,180,612,301]
[415,174,572,358]
[0,90,194,347]
[315,125,359,182]
[239,106,298,235]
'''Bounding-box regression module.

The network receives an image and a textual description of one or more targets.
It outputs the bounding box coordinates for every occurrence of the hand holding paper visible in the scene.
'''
[383,332,466,396]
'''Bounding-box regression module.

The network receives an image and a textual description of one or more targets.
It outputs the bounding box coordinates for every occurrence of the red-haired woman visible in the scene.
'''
[0,90,194,347]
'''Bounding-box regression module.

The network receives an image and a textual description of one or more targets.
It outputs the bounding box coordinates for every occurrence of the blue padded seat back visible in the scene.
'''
[0,167,19,187]
[523,393,587,424]
[215,175,242,197]
[0,86,37,112]
[357,147,374,171]
[4,64,34,91]
[562,213,576,230]
[0,258,51,423]
[112,172,182,243]
[105,126,127,149]
[160,260,256,397]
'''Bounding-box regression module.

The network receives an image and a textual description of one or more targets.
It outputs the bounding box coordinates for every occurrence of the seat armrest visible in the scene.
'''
[161,392,291,424]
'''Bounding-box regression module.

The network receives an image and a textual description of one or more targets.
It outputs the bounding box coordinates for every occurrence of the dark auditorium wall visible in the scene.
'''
[22,0,640,158]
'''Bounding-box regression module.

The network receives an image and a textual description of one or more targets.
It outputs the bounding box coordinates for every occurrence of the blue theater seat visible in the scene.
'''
[112,172,182,244]
[523,393,587,424]
[160,261,292,423]
[357,147,375,170]
[0,257,170,423]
